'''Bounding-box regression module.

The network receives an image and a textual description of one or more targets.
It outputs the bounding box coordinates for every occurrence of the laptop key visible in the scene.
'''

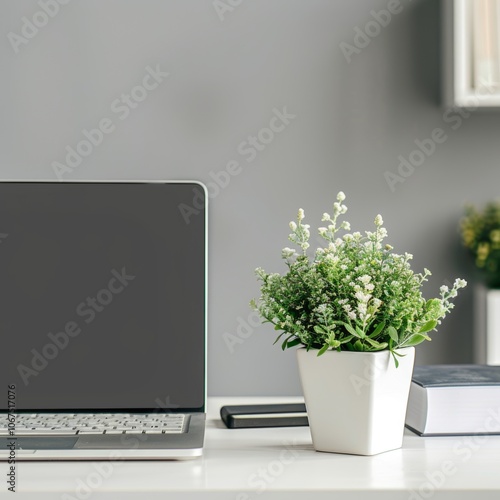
[16,429,78,435]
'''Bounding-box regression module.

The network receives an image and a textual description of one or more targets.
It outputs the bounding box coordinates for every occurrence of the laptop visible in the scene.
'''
[0,180,207,460]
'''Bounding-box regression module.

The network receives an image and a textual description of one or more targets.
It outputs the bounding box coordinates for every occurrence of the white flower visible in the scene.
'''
[341,221,351,230]
[374,214,383,227]
[355,291,371,303]
[297,208,305,220]
[440,285,449,295]
[337,191,346,202]
[358,275,372,285]
[317,304,327,314]
[289,221,297,231]
[325,254,339,263]
[282,247,296,259]
[455,279,467,288]
[347,310,357,320]
[322,212,330,221]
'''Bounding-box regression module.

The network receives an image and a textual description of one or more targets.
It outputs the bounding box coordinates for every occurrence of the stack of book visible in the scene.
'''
[405,364,500,436]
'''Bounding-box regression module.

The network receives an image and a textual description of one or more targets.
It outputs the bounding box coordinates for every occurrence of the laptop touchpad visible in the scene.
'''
[76,434,173,449]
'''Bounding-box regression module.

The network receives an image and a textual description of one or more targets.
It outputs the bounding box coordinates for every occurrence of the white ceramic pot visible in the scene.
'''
[474,284,500,364]
[297,346,415,456]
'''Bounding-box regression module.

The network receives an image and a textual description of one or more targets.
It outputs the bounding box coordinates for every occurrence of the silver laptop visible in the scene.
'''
[0,180,207,460]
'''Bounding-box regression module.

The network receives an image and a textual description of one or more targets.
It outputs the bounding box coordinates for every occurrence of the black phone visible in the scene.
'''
[220,403,308,429]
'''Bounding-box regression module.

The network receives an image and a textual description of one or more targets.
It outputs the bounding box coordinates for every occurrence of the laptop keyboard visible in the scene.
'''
[0,413,186,436]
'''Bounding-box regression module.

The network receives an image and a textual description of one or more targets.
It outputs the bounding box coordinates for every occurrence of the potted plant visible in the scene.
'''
[461,201,500,364]
[252,192,466,456]
[461,201,500,288]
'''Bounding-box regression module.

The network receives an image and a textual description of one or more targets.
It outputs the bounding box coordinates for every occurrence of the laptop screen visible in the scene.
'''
[0,182,206,412]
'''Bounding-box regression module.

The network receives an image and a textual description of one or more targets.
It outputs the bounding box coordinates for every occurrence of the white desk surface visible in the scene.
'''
[3,397,500,499]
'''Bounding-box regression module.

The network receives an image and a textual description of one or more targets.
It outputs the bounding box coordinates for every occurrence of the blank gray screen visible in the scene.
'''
[0,182,205,411]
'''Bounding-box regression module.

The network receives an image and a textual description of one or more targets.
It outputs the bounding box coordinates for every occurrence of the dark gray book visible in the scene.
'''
[412,364,500,387]
[220,404,308,429]
[405,364,500,436]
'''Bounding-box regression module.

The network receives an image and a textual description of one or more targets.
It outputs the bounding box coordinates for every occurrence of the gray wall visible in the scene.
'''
[1,0,499,396]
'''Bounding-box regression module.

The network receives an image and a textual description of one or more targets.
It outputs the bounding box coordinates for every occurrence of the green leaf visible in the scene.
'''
[342,322,361,338]
[314,325,326,334]
[387,326,398,342]
[390,350,400,368]
[340,335,354,344]
[401,333,429,347]
[355,326,365,339]
[369,321,386,338]
[364,337,388,350]
[353,340,364,351]
[273,331,288,345]
[281,335,292,350]
[286,338,302,349]
[317,344,329,356]
[418,320,438,334]
[391,349,406,357]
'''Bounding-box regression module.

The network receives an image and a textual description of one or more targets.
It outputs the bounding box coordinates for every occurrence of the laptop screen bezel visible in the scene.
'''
[0,179,208,414]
